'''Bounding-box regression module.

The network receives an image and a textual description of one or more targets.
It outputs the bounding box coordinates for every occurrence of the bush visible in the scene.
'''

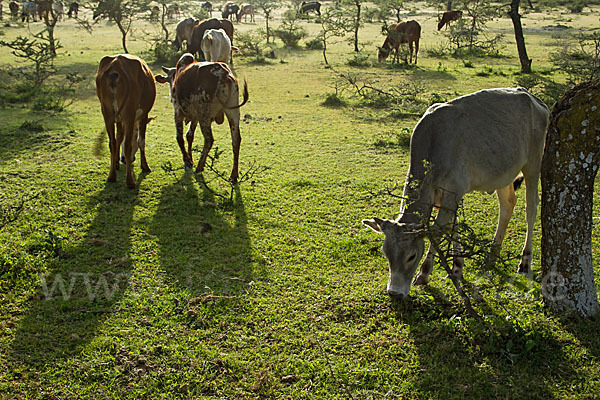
[321,93,347,107]
[346,52,372,67]
[305,37,323,50]
[237,30,271,61]
[148,40,180,65]
[273,10,307,48]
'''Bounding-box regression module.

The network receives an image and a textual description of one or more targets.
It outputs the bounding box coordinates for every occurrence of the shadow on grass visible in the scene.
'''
[8,174,144,368]
[390,285,578,399]
[150,173,253,298]
[0,109,73,162]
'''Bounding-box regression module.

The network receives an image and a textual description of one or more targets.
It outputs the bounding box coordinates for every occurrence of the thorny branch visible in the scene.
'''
[0,191,42,231]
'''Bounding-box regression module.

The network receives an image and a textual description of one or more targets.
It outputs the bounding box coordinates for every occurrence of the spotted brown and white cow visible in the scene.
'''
[155,53,249,183]
[96,54,156,189]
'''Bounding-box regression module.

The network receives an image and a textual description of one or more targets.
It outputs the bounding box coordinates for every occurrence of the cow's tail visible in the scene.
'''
[513,175,524,191]
[225,78,249,110]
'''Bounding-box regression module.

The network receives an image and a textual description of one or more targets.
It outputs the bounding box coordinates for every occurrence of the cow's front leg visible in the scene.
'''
[175,116,193,169]
[414,246,435,286]
[196,122,214,174]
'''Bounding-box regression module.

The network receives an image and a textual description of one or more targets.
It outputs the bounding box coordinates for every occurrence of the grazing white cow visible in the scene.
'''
[174,17,197,51]
[53,0,64,21]
[201,28,234,63]
[363,88,550,300]
[21,1,36,22]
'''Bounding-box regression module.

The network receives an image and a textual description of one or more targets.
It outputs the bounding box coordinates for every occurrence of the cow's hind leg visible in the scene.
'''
[186,121,197,164]
[490,184,517,259]
[518,171,540,275]
[195,121,214,174]
[224,107,242,183]
[175,116,193,169]
[138,117,151,173]
[105,119,118,182]
[121,120,136,189]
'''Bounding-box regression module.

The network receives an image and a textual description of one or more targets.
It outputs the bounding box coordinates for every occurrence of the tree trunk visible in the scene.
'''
[161,5,169,43]
[541,79,600,318]
[116,19,129,53]
[354,0,360,52]
[508,0,532,73]
[322,35,328,65]
[265,11,270,43]
[446,0,452,11]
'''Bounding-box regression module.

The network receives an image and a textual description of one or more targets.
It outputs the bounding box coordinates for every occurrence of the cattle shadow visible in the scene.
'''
[8,177,140,369]
[394,286,578,399]
[149,173,253,299]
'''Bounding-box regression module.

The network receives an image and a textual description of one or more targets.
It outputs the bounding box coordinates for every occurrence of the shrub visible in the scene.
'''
[148,40,180,65]
[321,93,347,107]
[346,52,371,67]
[273,10,307,48]
[305,37,323,50]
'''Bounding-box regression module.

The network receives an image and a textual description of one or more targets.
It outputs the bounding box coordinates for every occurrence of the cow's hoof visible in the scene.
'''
[413,274,429,286]
[107,173,117,182]
[141,165,151,173]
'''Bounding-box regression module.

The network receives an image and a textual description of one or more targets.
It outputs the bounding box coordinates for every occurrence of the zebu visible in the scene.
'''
[363,88,550,300]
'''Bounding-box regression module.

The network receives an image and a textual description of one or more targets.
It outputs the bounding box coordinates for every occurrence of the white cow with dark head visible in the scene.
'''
[363,87,550,300]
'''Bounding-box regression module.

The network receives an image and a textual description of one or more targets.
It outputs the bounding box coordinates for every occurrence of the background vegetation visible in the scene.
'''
[0,0,599,398]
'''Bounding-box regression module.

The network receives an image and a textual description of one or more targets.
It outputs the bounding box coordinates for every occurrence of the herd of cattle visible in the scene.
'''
[4,0,541,299]
[1,0,78,22]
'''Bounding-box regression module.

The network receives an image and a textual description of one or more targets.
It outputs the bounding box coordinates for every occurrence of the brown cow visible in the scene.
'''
[377,20,421,64]
[437,10,462,31]
[96,54,156,189]
[155,54,249,183]
[9,0,18,19]
[188,18,234,60]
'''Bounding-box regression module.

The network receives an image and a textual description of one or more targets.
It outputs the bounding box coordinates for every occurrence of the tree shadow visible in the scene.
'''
[149,174,253,298]
[0,109,73,163]
[8,174,144,368]
[392,287,579,399]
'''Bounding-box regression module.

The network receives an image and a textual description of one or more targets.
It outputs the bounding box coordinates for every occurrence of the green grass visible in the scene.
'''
[1,2,600,399]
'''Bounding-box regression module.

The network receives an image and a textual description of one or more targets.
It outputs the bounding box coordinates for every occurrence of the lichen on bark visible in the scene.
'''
[541,79,600,318]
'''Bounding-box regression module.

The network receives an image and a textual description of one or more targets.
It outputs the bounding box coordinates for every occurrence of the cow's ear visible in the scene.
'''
[161,66,170,74]
[362,218,391,234]
[155,75,168,84]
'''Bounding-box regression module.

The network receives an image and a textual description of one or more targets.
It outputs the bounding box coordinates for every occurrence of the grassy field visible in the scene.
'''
[1,1,600,398]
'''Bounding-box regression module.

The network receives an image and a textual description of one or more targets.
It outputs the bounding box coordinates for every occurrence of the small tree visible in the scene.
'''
[0,31,58,87]
[550,31,600,86]
[91,0,151,53]
[272,10,307,48]
[254,0,279,44]
[318,7,354,65]
[442,0,503,55]
[374,0,406,23]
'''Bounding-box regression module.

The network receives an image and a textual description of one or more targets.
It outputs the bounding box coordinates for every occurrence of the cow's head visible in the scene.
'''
[362,218,425,300]
[155,53,195,89]
[377,46,391,63]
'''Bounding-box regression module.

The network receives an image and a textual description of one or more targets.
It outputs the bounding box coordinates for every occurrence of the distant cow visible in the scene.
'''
[437,10,462,30]
[149,5,159,21]
[201,28,234,63]
[188,18,234,60]
[221,2,238,20]
[167,3,179,19]
[67,1,78,18]
[201,1,212,16]
[298,1,320,16]
[363,88,550,300]
[53,0,64,21]
[174,17,197,51]
[155,53,249,183]
[21,1,36,22]
[236,3,253,22]
[37,0,52,20]
[9,0,18,19]
[377,20,421,64]
[96,54,156,189]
